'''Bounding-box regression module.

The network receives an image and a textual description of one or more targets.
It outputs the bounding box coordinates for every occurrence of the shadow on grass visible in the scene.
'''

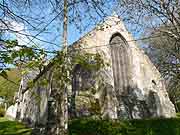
[0,117,32,135]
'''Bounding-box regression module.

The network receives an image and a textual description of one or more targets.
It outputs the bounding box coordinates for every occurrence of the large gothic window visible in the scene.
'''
[70,64,94,117]
[110,33,130,95]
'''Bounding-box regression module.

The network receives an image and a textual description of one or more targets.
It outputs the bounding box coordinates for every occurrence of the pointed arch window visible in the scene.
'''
[110,33,130,94]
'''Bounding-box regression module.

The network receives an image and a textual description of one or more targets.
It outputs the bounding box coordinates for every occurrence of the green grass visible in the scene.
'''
[69,117,180,135]
[1,116,180,135]
[0,117,32,135]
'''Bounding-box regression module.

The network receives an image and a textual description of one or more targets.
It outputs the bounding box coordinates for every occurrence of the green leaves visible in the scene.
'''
[0,69,20,105]
[0,39,47,79]
[0,70,8,79]
[69,118,180,135]
[5,40,18,48]
[72,52,105,71]
[48,50,106,96]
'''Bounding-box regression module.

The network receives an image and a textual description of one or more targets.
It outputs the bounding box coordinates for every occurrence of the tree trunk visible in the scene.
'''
[57,0,68,134]
[62,0,68,134]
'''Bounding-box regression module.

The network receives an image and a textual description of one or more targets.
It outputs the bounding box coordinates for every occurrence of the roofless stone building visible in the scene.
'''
[6,15,175,131]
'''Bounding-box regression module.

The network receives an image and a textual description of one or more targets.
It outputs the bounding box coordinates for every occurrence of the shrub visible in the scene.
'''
[69,117,180,135]
[0,107,5,117]
[176,102,180,112]
[176,113,180,118]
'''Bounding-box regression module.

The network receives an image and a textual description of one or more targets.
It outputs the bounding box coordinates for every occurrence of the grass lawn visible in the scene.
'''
[0,117,32,135]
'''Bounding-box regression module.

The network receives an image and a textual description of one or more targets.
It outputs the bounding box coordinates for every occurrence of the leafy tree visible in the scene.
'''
[0,69,20,107]
[144,25,180,112]
[0,1,112,135]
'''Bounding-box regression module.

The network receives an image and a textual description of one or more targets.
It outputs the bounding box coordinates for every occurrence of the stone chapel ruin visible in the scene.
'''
[6,15,176,130]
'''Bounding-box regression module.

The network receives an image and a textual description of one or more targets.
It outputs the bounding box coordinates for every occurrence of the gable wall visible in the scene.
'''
[7,16,176,132]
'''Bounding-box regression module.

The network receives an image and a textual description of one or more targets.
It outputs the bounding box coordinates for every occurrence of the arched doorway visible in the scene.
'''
[110,33,130,95]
